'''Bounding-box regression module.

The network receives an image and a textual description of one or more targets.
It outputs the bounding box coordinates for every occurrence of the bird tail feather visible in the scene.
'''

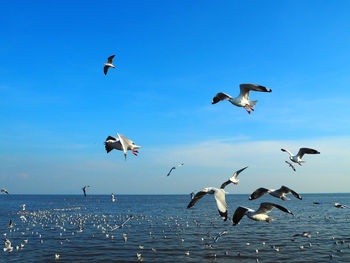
[249,100,257,107]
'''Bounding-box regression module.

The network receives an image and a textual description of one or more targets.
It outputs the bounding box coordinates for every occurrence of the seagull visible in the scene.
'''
[8,220,13,228]
[285,161,296,172]
[104,133,141,160]
[220,166,248,187]
[104,55,116,75]
[1,189,9,194]
[21,204,26,211]
[82,185,90,197]
[281,148,320,166]
[213,231,228,243]
[212,84,272,114]
[187,175,238,221]
[111,193,116,202]
[166,163,184,176]
[232,202,294,225]
[3,239,13,252]
[249,186,302,201]
[334,202,348,209]
[55,253,60,260]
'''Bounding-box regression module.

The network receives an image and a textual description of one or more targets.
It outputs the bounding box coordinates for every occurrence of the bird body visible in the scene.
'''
[281,148,320,166]
[105,133,141,160]
[212,84,272,114]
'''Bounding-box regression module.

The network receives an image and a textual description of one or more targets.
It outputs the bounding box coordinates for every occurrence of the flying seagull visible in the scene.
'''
[220,166,248,187]
[3,239,13,252]
[212,84,272,114]
[82,185,90,197]
[214,231,228,243]
[111,193,116,202]
[105,133,141,160]
[249,186,302,201]
[232,202,294,225]
[281,148,320,166]
[104,55,116,75]
[285,161,296,172]
[166,163,184,176]
[1,189,9,194]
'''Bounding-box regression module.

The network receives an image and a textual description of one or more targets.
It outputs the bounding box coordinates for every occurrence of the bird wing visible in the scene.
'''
[104,65,109,75]
[296,148,320,159]
[220,180,232,189]
[279,186,302,200]
[187,190,208,208]
[249,188,270,200]
[239,84,271,99]
[281,148,294,157]
[214,189,228,221]
[117,133,133,159]
[232,206,248,225]
[233,166,248,179]
[256,202,293,215]
[166,167,176,176]
[212,92,232,104]
[108,55,115,63]
[104,139,116,153]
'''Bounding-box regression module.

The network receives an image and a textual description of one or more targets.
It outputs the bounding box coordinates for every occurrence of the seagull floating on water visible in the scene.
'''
[281,147,320,166]
[220,166,248,186]
[82,185,90,197]
[249,186,302,201]
[166,163,184,176]
[232,202,294,225]
[104,55,116,75]
[3,239,13,252]
[334,202,348,209]
[1,189,9,194]
[105,133,141,160]
[212,84,272,114]
[285,161,296,172]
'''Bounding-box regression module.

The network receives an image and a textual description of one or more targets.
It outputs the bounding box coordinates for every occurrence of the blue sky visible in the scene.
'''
[0,1,349,194]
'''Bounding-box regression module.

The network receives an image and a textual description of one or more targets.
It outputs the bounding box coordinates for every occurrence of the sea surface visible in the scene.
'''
[1,193,350,263]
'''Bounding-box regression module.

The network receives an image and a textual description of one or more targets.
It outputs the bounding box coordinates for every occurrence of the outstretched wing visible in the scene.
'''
[249,188,270,200]
[220,179,232,189]
[233,166,248,179]
[117,133,134,159]
[104,137,117,153]
[166,167,176,176]
[104,65,109,75]
[279,186,302,200]
[256,202,293,215]
[232,206,248,225]
[239,84,271,99]
[108,55,115,63]
[187,190,208,208]
[297,148,320,159]
[214,189,228,221]
[212,92,232,104]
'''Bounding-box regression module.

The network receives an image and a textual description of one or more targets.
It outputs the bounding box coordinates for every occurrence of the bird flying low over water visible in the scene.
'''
[232,202,294,225]
[166,163,184,176]
[249,186,302,201]
[104,133,141,160]
[281,148,320,166]
[104,55,116,75]
[334,202,348,209]
[220,166,248,187]
[82,185,90,197]
[1,189,9,194]
[212,84,272,114]
[285,161,296,172]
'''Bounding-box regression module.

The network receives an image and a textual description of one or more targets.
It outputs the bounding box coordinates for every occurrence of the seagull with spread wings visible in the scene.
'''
[212,84,272,114]
[104,133,141,160]
[166,163,184,176]
[232,202,294,225]
[82,185,90,197]
[187,169,246,221]
[1,189,9,194]
[285,161,296,172]
[104,55,116,75]
[281,147,320,166]
[249,186,302,201]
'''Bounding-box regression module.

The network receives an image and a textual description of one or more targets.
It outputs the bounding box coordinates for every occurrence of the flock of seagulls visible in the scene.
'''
[3,54,348,262]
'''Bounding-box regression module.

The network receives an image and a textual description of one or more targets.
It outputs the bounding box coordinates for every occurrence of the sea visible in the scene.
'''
[1,193,350,262]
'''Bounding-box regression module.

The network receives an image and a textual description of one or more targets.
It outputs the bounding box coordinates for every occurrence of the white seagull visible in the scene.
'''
[104,133,141,160]
[104,55,116,75]
[249,186,302,201]
[281,147,320,166]
[111,193,116,202]
[232,202,294,225]
[82,185,90,197]
[212,84,272,114]
[285,161,296,172]
[21,204,26,211]
[1,189,9,194]
[166,163,184,176]
[3,239,13,252]
[220,166,248,186]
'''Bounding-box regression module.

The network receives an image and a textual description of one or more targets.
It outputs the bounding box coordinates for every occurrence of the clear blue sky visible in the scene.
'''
[1,1,349,194]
